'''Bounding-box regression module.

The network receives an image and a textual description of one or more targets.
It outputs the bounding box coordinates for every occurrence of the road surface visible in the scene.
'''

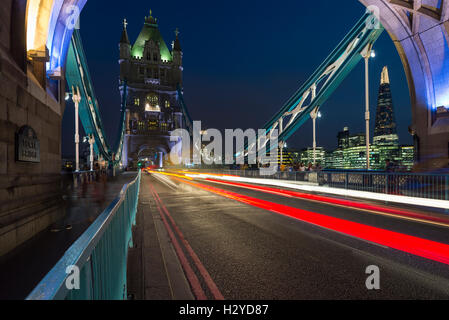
[142,171,449,300]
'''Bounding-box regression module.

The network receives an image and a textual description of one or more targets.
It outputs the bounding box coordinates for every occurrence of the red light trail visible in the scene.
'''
[204,178,449,227]
[172,177,449,266]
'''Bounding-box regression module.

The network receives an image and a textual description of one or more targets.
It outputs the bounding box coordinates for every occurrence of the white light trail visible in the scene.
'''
[185,174,449,210]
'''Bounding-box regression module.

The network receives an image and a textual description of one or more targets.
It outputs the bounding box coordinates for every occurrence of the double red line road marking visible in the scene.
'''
[149,183,224,300]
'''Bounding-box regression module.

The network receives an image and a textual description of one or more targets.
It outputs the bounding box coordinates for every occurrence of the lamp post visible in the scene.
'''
[280,141,284,168]
[89,134,95,171]
[361,44,375,170]
[112,153,116,177]
[310,106,321,166]
[72,86,82,172]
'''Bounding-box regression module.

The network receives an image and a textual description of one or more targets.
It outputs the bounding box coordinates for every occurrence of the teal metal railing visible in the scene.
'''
[26,170,141,300]
[319,170,449,201]
[191,169,449,201]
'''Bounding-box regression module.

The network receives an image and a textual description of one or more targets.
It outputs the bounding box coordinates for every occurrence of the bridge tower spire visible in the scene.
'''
[172,28,183,86]
[119,18,131,62]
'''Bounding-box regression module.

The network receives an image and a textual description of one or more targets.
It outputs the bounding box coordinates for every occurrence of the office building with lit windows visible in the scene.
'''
[324,67,414,171]
[299,147,326,166]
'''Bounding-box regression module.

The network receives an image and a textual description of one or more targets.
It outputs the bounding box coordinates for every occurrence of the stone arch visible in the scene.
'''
[360,0,449,163]
[137,144,168,159]
[26,0,54,53]
[23,0,87,110]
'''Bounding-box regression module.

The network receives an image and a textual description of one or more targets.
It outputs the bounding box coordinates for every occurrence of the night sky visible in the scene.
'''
[61,0,412,158]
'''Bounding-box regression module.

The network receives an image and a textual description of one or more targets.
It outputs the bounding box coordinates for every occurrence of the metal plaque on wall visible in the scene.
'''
[16,126,40,163]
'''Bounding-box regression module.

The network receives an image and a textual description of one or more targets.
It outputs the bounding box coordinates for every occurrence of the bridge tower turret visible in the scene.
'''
[119,19,131,76]
[119,11,188,169]
[172,28,183,86]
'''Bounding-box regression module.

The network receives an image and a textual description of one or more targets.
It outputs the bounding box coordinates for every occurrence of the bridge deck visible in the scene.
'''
[136,171,449,299]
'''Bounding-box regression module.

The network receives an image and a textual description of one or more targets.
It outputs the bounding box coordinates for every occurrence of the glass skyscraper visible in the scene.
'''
[317,66,414,171]
[373,66,399,145]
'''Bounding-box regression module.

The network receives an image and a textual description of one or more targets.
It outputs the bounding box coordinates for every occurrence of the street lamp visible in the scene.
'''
[310,106,321,166]
[71,86,82,172]
[88,134,95,171]
[361,44,374,170]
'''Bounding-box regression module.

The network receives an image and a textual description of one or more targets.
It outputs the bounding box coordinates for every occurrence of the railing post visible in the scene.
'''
[444,175,449,213]
[345,173,348,189]
[385,173,389,194]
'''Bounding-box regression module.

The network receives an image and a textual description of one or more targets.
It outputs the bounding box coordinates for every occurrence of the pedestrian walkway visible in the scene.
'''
[127,174,193,300]
[0,172,137,300]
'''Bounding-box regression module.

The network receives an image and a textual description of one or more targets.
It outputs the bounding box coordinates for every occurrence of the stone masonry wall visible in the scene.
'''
[0,0,65,256]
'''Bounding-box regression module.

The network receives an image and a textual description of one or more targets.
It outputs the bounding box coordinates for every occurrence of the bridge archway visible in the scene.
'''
[360,0,449,164]
[25,0,87,93]
[131,144,169,169]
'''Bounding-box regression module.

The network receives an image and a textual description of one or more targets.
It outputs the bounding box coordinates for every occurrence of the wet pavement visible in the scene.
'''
[0,171,137,300]
[140,173,449,300]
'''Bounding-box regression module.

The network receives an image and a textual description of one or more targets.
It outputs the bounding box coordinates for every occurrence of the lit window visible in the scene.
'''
[138,121,145,132]
[146,104,160,112]
[134,98,140,106]
[149,120,159,130]
[147,94,158,106]
[165,100,170,108]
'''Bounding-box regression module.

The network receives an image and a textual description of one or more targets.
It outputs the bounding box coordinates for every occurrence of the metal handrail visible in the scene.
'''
[190,169,449,201]
[321,169,449,177]
[26,170,142,300]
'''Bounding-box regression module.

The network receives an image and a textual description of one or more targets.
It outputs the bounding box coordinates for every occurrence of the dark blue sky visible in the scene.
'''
[62,0,412,157]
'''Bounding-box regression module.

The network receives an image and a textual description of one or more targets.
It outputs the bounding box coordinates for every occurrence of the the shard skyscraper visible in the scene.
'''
[373,66,399,145]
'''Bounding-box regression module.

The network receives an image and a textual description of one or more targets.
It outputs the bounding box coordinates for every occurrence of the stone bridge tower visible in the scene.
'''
[119,11,185,168]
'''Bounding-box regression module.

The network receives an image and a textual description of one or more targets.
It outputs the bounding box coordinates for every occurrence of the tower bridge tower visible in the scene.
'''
[119,11,185,168]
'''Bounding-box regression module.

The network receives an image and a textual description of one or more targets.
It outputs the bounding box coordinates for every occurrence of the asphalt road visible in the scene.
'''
[145,172,449,300]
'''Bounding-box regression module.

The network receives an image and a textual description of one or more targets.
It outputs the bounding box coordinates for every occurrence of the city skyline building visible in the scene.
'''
[295,66,414,171]
[373,66,399,146]
[300,147,326,166]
